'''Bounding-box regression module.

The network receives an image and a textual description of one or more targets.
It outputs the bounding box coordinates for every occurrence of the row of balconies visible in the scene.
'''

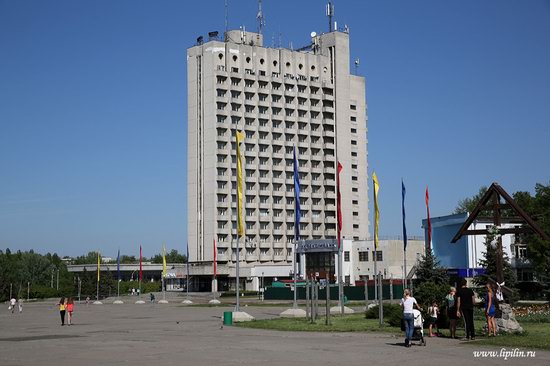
[216,95,325,111]
[215,253,290,263]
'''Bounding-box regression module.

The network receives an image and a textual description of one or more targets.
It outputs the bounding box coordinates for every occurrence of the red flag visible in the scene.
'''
[213,238,217,278]
[337,161,343,249]
[425,186,432,251]
[139,245,143,281]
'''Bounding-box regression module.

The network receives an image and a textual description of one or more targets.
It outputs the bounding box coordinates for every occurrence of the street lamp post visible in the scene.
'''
[78,276,81,304]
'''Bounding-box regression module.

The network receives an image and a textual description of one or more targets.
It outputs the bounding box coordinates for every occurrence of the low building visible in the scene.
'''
[351,238,425,284]
[422,213,533,281]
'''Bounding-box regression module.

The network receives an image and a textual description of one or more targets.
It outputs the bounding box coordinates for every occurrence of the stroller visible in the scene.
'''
[410,309,426,346]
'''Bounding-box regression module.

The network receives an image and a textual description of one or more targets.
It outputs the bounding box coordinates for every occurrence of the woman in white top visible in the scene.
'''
[400,289,420,347]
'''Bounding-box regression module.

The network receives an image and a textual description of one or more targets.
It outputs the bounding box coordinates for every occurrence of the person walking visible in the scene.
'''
[9,297,16,314]
[150,293,155,303]
[456,278,476,340]
[400,289,420,348]
[446,287,458,339]
[58,297,67,326]
[67,298,75,326]
[485,283,497,336]
[17,298,23,313]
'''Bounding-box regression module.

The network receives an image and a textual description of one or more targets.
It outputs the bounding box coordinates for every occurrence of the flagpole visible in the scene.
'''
[97,251,100,301]
[186,244,190,299]
[235,129,245,313]
[292,146,300,310]
[337,162,344,315]
[402,180,408,291]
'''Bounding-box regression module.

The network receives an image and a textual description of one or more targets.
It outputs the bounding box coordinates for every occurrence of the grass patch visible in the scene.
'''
[435,319,550,351]
[236,313,401,333]
[469,322,550,351]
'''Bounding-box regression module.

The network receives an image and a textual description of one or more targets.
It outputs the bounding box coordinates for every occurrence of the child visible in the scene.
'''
[67,298,74,326]
[428,301,439,337]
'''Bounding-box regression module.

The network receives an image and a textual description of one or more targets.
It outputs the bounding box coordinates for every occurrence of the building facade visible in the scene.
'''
[187,27,369,285]
[423,213,534,281]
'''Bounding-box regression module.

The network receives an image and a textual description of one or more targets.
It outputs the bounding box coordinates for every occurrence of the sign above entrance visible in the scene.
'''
[297,239,338,254]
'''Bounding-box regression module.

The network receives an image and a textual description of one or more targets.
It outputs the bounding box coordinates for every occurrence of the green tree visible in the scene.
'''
[413,250,449,307]
[454,186,488,214]
[150,249,186,264]
[73,251,100,265]
[473,228,517,288]
[514,183,550,284]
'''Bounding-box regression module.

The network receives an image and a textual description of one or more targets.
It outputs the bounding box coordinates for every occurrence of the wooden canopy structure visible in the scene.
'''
[451,182,549,283]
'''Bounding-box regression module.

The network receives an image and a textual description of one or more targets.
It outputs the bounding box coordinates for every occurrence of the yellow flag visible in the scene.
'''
[97,251,101,283]
[373,172,380,250]
[162,244,167,278]
[236,130,245,236]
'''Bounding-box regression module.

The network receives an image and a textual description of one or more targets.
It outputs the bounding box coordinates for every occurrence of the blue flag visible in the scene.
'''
[117,248,120,281]
[293,146,301,240]
[402,179,407,251]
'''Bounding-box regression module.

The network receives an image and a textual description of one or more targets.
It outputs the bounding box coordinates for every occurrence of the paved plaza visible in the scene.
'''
[1,296,549,366]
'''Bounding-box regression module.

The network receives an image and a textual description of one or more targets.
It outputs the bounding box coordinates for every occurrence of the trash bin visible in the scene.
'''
[223,311,233,326]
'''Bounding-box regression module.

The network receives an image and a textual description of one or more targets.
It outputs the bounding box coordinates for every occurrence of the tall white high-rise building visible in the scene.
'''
[187,27,368,288]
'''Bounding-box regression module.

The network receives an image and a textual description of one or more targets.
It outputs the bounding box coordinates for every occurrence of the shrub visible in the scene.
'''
[413,281,448,309]
[365,304,403,327]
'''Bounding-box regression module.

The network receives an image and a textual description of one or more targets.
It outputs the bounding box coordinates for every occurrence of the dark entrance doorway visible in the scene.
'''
[306,252,335,282]
[297,239,338,284]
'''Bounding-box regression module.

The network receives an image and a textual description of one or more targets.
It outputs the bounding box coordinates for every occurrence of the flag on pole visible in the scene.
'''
[117,248,120,281]
[337,161,343,249]
[213,238,217,278]
[139,245,143,281]
[293,146,301,240]
[373,173,380,250]
[162,244,167,279]
[402,180,407,251]
[236,130,245,236]
[97,251,101,283]
[425,186,432,251]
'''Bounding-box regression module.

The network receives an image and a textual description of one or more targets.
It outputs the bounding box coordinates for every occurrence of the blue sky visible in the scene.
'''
[1,0,549,258]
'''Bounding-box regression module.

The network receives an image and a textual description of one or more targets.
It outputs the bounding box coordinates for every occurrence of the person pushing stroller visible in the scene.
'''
[400,289,422,347]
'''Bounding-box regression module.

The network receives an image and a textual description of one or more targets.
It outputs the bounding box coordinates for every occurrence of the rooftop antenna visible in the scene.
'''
[225,0,229,33]
[354,58,360,75]
[326,0,334,32]
[257,0,265,35]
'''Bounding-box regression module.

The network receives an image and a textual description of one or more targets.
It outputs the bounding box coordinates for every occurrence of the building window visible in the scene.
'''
[350,104,356,110]
[359,251,368,262]
[344,251,350,262]
[372,251,383,261]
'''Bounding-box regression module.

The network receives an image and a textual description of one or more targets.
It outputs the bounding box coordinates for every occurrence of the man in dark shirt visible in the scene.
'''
[456,278,476,340]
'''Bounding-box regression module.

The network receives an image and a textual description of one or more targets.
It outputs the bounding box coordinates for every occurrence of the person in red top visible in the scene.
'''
[66,297,75,326]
